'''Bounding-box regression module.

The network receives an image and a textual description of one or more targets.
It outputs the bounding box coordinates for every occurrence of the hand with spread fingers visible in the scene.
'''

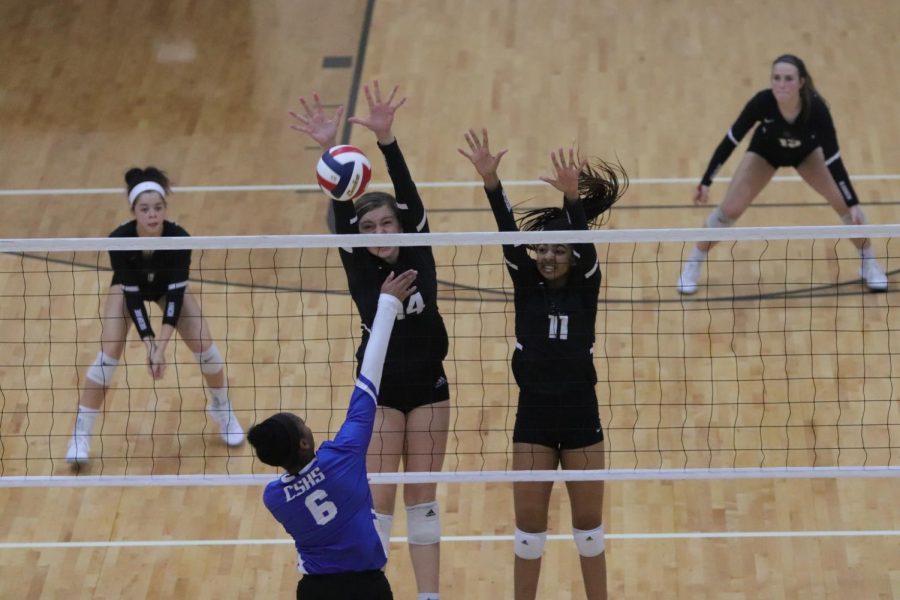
[348,80,407,145]
[458,127,508,190]
[289,92,344,149]
[540,146,586,201]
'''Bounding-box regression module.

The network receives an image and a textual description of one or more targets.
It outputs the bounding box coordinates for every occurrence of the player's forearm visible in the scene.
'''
[358,294,402,391]
[155,324,176,352]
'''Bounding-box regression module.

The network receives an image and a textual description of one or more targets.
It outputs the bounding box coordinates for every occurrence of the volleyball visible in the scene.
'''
[316,145,372,201]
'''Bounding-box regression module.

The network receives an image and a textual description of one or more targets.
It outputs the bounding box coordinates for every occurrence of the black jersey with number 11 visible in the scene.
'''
[485,184,600,394]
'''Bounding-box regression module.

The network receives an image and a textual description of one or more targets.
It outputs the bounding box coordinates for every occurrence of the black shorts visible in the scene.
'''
[747,135,816,169]
[297,570,392,600]
[376,365,449,414]
[513,388,603,450]
[109,278,169,304]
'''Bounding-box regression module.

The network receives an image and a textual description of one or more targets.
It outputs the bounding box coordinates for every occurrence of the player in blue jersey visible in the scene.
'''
[248,269,417,600]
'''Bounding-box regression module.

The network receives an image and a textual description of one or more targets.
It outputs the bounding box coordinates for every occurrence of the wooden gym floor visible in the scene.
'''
[0,1,898,598]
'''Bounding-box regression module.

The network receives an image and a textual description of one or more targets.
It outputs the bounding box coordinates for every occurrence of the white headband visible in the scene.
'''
[128,181,167,206]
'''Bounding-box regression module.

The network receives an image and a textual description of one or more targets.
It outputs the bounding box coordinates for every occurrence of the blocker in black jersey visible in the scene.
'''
[109,220,191,338]
[332,140,449,413]
[292,83,447,599]
[291,86,450,598]
[460,133,617,599]
[485,183,603,449]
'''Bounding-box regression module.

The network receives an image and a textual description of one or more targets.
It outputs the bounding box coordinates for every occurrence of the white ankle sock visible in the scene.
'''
[209,387,229,408]
[417,594,439,600]
[860,245,875,260]
[75,405,99,435]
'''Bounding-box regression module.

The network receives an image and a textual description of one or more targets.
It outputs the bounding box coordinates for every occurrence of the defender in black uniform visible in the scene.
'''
[678,54,887,294]
[290,83,446,600]
[65,167,244,465]
[460,129,626,600]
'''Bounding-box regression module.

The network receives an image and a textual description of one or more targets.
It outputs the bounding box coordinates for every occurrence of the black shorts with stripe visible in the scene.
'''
[376,364,449,414]
[513,387,603,450]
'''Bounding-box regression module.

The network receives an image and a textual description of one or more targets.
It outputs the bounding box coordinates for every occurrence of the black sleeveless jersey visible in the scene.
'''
[701,89,859,206]
[485,184,600,393]
[332,140,448,380]
[108,220,191,338]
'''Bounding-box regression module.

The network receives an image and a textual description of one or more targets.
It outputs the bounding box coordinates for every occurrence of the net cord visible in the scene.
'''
[1,224,900,253]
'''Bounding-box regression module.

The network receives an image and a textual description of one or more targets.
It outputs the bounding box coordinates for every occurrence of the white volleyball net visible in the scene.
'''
[0,225,898,486]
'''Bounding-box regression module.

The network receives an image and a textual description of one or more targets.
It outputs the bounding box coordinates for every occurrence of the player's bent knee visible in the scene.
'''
[86,352,118,386]
[406,501,440,545]
[573,524,605,557]
[705,206,736,229]
[514,528,547,560]
[193,343,224,375]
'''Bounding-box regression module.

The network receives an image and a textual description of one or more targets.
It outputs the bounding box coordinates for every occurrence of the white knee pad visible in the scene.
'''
[406,501,441,545]
[705,206,735,228]
[85,352,118,386]
[573,524,605,557]
[374,512,394,558]
[194,344,224,375]
[514,528,547,560]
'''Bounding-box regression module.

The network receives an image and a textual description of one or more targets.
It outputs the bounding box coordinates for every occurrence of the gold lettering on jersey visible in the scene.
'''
[778,138,802,149]
[283,466,326,502]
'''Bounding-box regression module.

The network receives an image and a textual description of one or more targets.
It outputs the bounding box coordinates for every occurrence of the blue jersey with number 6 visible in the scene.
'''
[261,295,401,575]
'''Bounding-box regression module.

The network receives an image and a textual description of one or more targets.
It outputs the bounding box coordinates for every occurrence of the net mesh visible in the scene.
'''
[0,226,898,482]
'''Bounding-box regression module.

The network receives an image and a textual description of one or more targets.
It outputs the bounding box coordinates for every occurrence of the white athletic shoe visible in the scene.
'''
[861,258,888,291]
[677,261,702,295]
[65,432,91,465]
[207,403,245,446]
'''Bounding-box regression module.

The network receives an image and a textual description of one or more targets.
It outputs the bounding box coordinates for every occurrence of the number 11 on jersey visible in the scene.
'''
[548,314,569,340]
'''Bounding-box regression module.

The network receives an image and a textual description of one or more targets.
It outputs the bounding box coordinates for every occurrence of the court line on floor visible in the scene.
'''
[0,173,898,197]
[1,529,897,550]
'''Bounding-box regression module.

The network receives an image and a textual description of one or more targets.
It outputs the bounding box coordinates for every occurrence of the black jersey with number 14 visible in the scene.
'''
[332,140,448,380]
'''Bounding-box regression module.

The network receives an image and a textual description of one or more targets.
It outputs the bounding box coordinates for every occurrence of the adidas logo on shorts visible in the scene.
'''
[434,376,447,389]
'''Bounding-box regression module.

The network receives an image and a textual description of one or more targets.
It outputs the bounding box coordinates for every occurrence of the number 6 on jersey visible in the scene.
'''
[305,489,338,525]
